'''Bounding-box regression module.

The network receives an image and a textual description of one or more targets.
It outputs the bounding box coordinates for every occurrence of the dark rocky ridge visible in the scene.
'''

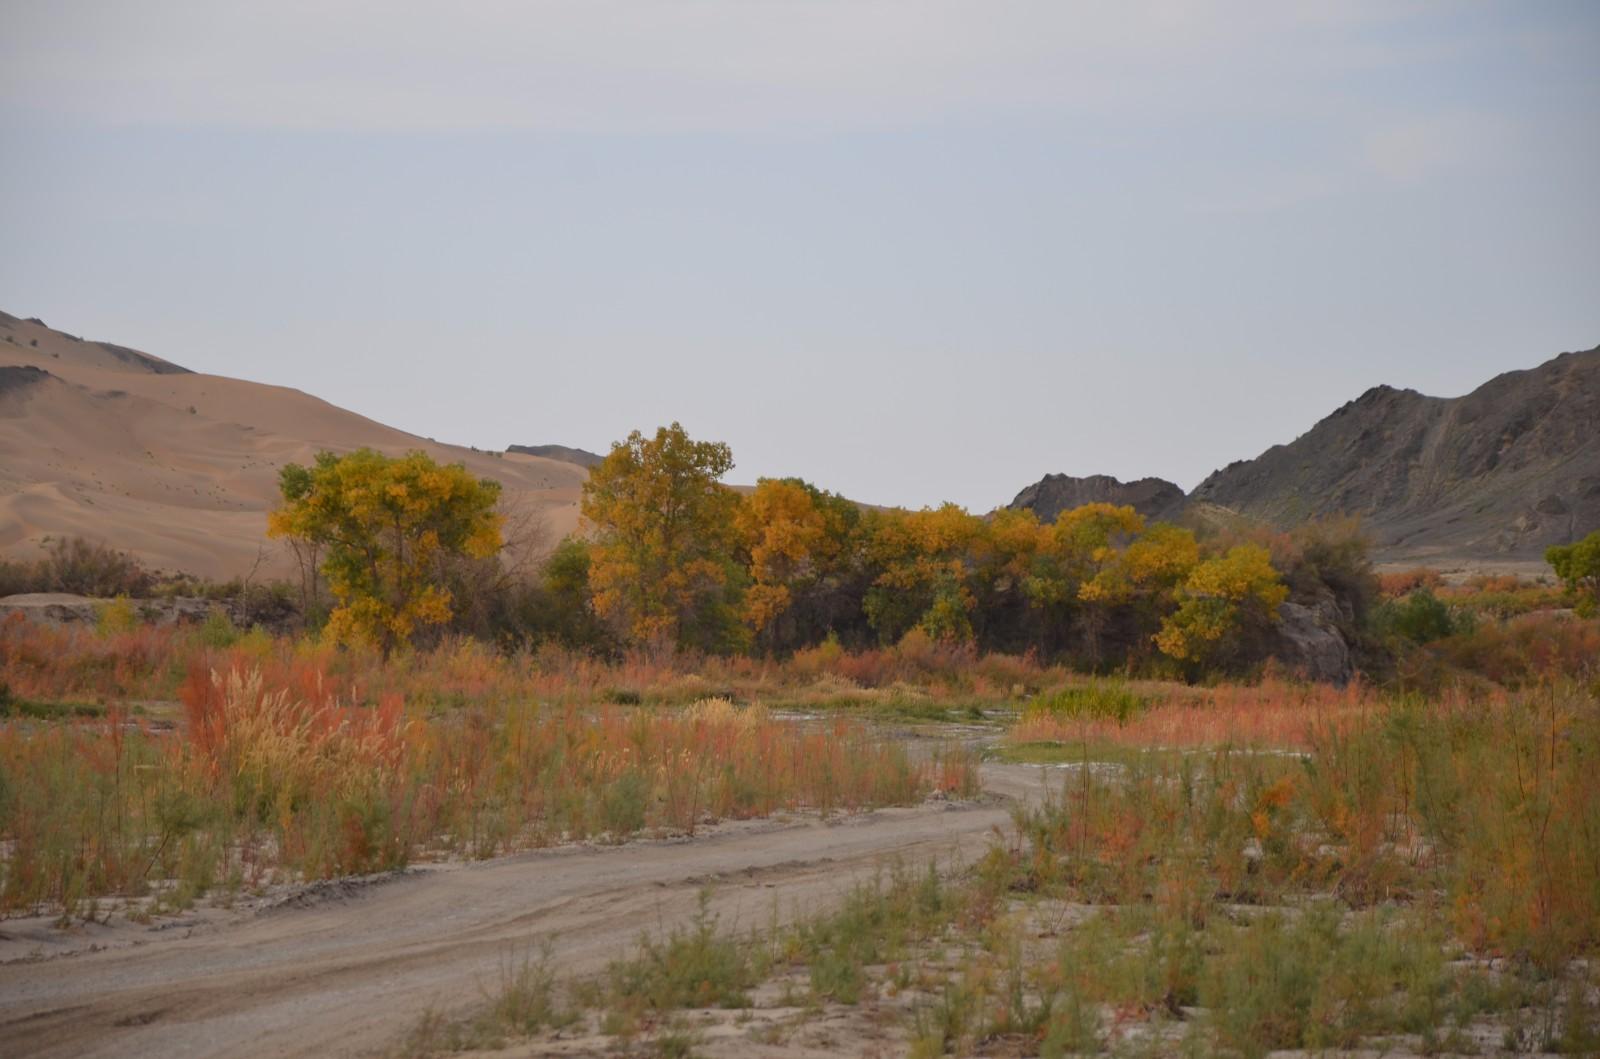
[92,341,193,375]
[1190,345,1600,560]
[0,364,50,398]
[0,311,192,374]
[1009,344,1599,562]
[1009,473,1187,524]
[507,443,604,469]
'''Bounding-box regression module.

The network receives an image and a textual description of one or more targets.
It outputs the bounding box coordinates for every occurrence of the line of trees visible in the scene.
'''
[271,425,1374,676]
[570,423,1293,674]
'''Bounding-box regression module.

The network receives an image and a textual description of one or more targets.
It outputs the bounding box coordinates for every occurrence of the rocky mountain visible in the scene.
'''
[507,443,604,469]
[1009,474,1187,524]
[1189,345,1600,561]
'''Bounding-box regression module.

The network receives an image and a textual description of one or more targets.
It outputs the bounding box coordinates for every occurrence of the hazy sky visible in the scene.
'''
[2,2,1597,510]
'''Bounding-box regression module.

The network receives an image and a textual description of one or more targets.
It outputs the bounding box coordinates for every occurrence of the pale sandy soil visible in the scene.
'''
[1372,559,1555,583]
[0,765,1049,1058]
[0,313,584,580]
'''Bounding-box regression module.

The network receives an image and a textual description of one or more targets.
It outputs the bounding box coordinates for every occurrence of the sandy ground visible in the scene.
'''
[0,312,585,580]
[0,764,1049,1058]
[1371,559,1555,583]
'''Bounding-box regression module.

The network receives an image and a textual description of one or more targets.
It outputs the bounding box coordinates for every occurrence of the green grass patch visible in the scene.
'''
[1027,680,1148,723]
[0,695,104,720]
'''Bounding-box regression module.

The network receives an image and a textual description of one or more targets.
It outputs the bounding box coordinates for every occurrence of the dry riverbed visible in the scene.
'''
[0,764,1046,1058]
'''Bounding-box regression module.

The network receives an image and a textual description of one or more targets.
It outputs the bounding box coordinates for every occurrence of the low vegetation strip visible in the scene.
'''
[0,658,973,919]
[1005,676,1381,753]
[397,683,1600,1058]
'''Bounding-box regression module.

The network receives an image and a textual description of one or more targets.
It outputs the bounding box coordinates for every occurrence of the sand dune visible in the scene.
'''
[0,312,585,580]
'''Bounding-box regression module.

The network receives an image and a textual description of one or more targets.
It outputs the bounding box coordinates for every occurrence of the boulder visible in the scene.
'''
[1271,600,1353,685]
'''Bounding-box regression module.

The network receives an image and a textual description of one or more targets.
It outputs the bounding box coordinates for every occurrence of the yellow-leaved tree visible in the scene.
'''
[862,504,986,643]
[1155,542,1287,671]
[1052,503,1147,664]
[267,448,503,653]
[734,478,856,650]
[580,423,744,651]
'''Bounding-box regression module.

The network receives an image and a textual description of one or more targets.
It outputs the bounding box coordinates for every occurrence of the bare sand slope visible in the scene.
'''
[0,312,586,579]
[0,764,1047,1059]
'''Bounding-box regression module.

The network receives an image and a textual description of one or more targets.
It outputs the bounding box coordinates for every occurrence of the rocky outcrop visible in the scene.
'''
[0,364,50,400]
[1010,474,1187,524]
[0,593,228,627]
[507,443,604,469]
[1271,601,1353,685]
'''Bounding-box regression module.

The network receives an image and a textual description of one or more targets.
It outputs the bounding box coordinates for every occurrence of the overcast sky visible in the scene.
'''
[2,1,1596,509]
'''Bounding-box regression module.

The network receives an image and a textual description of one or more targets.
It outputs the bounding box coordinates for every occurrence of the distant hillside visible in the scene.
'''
[507,443,604,469]
[1009,474,1186,524]
[0,312,587,579]
[1190,345,1600,561]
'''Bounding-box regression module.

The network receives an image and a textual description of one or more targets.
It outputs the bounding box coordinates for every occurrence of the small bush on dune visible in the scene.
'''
[606,893,768,1011]
[42,537,152,598]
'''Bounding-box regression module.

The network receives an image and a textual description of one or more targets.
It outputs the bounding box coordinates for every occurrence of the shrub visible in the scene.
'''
[196,608,239,648]
[41,537,151,597]
[1202,904,1451,1056]
[1547,530,1600,617]
[95,596,139,636]
[1374,588,1461,644]
[606,892,767,1010]
[1026,680,1147,724]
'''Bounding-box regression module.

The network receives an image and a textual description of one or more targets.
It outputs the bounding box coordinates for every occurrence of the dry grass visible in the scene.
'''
[0,615,1058,712]
[0,658,963,917]
[1006,675,1382,752]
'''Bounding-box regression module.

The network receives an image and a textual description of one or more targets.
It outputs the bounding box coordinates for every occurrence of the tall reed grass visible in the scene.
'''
[0,659,958,918]
[1001,682,1600,967]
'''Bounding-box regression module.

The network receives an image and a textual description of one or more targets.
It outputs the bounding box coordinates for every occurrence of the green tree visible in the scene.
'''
[496,537,613,651]
[268,448,503,652]
[581,423,744,651]
[1547,530,1600,617]
[862,504,984,644]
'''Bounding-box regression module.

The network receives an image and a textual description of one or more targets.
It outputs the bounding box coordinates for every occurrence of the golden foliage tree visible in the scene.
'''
[735,478,855,648]
[1010,503,1149,661]
[267,449,503,653]
[863,504,985,643]
[1155,542,1288,670]
[581,423,743,650]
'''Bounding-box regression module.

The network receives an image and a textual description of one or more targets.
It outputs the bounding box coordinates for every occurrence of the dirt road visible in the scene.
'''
[0,764,1049,1058]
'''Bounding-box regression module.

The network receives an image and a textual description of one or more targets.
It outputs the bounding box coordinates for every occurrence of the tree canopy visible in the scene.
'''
[268,448,503,652]
[1547,530,1600,617]
[255,425,1353,678]
[580,422,743,651]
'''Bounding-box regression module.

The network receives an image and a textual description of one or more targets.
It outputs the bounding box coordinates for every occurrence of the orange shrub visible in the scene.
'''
[1377,568,1444,598]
